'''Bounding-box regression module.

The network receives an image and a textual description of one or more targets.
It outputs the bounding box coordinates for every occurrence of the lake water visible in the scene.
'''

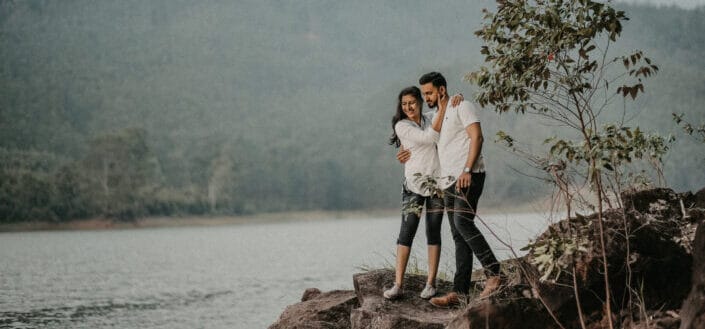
[0,212,550,329]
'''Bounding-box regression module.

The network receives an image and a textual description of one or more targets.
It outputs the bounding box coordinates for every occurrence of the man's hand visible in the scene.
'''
[455,172,472,192]
[396,147,411,164]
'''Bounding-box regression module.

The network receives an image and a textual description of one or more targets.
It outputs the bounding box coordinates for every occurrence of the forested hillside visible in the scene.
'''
[1,0,703,222]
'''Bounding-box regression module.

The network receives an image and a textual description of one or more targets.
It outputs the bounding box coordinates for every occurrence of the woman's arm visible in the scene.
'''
[431,93,463,132]
[397,93,463,163]
[395,120,440,145]
[430,98,447,133]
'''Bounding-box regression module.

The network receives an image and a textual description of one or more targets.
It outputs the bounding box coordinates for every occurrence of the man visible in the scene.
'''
[400,72,502,307]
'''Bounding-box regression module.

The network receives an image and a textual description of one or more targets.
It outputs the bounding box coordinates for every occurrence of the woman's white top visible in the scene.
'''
[394,112,440,196]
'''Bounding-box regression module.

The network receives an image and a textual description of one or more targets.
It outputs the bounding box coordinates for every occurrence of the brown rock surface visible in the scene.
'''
[694,188,705,209]
[302,288,322,302]
[520,188,698,328]
[446,297,558,329]
[351,269,459,329]
[679,221,705,329]
[268,289,358,329]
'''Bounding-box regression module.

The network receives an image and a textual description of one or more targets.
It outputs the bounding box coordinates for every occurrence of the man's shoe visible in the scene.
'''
[419,284,437,299]
[479,276,502,298]
[429,292,459,307]
[383,284,403,300]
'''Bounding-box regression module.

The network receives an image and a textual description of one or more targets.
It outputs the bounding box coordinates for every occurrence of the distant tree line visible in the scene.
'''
[0,127,365,222]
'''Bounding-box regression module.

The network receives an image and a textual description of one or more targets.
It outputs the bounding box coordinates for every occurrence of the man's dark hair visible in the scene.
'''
[419,72,447,88]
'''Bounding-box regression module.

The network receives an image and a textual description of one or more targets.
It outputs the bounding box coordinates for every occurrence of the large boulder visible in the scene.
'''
[679,220,705,329]
[269,270,461,329]
[446,295,558,329]
[515,188,698,328]
[268,289,358,329]
[621,187,683,217]
[351,269,458,329]
[688,187,705,209]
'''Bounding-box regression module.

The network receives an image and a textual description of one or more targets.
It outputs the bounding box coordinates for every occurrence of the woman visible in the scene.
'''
[384,86,459,300]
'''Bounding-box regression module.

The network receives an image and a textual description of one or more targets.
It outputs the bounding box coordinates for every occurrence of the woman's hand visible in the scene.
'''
[450,93,464,107]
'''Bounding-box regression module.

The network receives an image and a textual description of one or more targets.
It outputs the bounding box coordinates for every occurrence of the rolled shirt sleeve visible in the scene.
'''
[456,101,480,128]
[394,120,440,145]
[395,114,441,196]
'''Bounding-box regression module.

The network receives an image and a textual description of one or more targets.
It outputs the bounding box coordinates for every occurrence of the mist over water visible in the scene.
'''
[1,0,704,224]
[616,0,705,9]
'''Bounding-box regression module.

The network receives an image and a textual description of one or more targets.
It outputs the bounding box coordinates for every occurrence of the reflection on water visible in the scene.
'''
[0,213,549,328]
[1,290,232,328]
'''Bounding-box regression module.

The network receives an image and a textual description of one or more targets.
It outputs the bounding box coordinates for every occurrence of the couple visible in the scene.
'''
[384,72,502,307]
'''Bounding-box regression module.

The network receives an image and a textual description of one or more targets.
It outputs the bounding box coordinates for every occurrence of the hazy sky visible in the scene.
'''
[616,0,705,8]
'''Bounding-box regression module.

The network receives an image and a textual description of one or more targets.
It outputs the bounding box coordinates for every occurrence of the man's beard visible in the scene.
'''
[426,101,437,109]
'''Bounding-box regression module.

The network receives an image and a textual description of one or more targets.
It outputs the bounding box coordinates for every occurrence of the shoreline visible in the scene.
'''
[0,209,396,233]
[0,200,549,233]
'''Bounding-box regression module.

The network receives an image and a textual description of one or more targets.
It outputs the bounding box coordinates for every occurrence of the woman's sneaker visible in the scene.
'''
[419,284,437,299]
[383,284,403,300]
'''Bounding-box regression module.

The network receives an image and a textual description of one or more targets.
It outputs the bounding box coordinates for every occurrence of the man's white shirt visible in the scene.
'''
[436,100,485,190]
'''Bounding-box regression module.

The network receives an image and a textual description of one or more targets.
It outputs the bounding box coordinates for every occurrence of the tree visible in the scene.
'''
[673,113,705,144]
[0,148,70,222]
[82,128,160,221]
[50,165,95,220]
[468,1,671,327]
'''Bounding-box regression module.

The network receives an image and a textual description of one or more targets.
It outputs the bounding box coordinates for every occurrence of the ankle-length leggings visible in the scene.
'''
[396,185,444,247]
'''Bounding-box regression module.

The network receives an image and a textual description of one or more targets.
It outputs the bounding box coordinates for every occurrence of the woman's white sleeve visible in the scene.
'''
[394,121,439,145]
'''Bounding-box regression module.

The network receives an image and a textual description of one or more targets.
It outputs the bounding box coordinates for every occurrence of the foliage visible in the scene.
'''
[467,0,685,325]
[522,221,591,282]
[0,149,72,222]
[80,128,159,220]
[546,124,671,184]
[469,0,668,212]
[414,173,448,198]
[673,113,705,144]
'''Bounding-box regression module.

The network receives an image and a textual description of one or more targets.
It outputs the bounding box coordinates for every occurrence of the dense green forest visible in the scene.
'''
[1,0,703,222]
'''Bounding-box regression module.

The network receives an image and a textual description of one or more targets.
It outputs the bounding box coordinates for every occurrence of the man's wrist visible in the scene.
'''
[463,167,472,173]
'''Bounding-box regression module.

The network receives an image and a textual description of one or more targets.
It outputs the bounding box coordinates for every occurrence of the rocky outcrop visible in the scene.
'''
[679,222,705,329]
[446,297,558,329]
[685,187,705,209]
[517,187,699,329]
[509,187,703,329]
[269,270,461,329]
[268,289,358,329]
[271,187,705,329]
[351,269,457,329]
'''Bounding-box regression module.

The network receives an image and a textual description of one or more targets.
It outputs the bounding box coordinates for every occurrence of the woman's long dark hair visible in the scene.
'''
[389,86,423,147]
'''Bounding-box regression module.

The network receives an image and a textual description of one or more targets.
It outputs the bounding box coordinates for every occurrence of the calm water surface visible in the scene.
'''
[0,212,549,329]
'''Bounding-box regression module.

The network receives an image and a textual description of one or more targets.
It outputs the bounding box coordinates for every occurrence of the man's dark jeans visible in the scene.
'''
[444,172,500,294]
